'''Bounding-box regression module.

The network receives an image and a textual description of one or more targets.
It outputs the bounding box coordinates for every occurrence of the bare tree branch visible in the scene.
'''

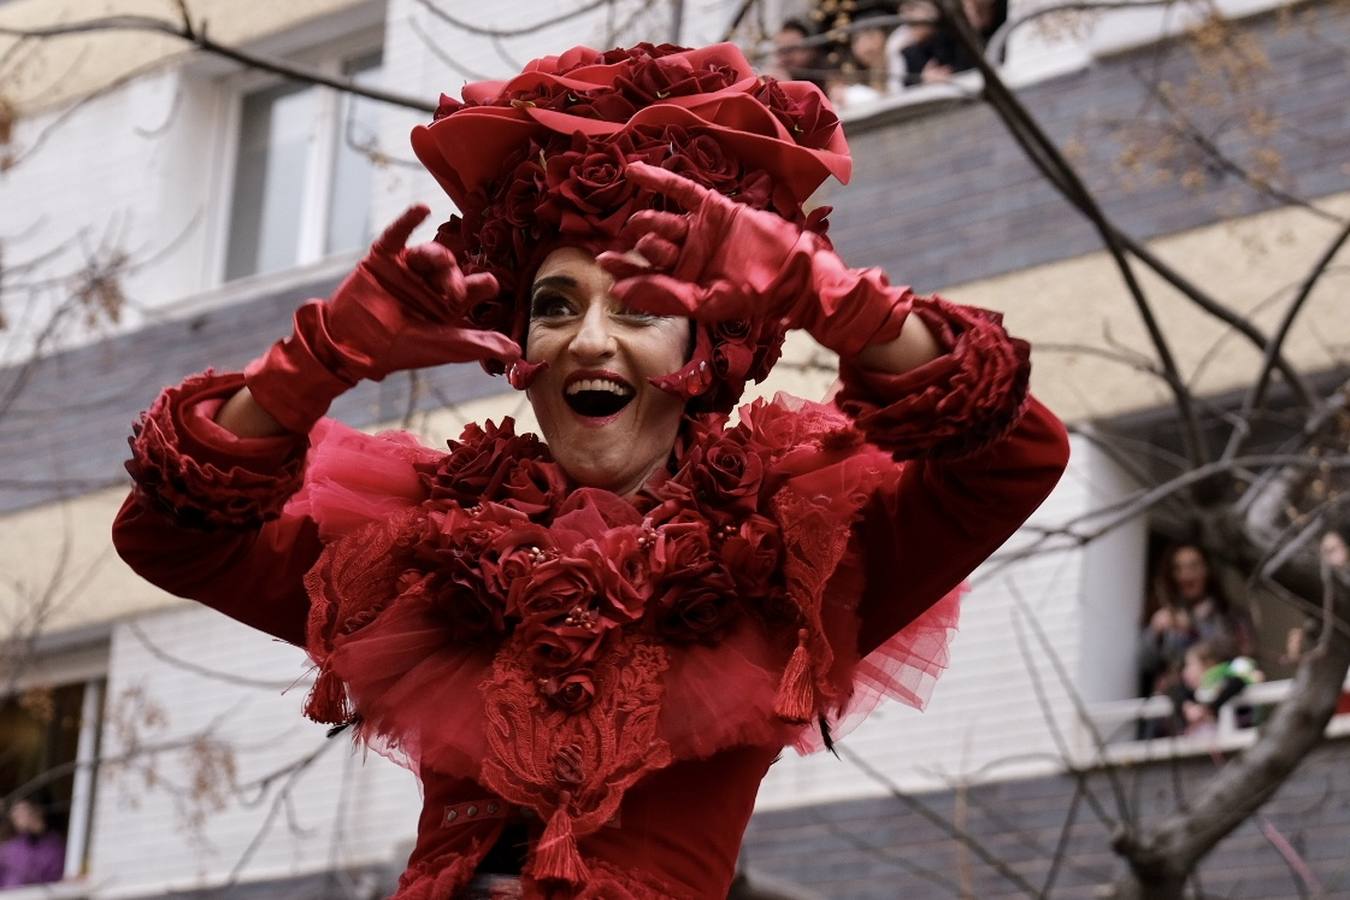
[1224,217,1350,460]
[936,0,1210,466]
[0,16,435,113]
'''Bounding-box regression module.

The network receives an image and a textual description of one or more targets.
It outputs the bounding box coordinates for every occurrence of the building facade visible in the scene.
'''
[1,0,1347,896]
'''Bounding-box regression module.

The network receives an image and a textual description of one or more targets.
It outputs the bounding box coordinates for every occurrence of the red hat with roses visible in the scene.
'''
[410,41,851,412]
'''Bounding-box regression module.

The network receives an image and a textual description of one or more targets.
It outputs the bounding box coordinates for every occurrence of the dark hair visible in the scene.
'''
[1188,636,1235,667]
[778,18,813,38]
[1145,542,1230,622]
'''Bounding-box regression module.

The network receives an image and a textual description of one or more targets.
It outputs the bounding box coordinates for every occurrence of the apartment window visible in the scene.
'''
[0,678,105,886]
[223,46,386,282]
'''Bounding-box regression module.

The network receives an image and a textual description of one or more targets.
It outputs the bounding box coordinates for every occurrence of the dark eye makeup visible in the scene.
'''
[529,291,573,319]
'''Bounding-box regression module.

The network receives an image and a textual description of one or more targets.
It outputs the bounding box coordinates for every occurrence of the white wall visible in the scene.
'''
[0,67,226,363]
[88,605,421,896]
[754,432,1144,807]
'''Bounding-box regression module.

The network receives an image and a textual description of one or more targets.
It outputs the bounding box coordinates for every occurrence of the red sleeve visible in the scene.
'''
[835,296,1070,656]
[111,371,321,646]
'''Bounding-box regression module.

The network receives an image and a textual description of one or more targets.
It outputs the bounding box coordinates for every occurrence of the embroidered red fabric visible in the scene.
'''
[834,294,1032,460]
[124,370,307,529]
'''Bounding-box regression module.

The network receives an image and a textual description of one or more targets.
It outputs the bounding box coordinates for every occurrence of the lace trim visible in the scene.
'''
[124,370,306,530]
[479,631,671,887]
[835,295,1032,460]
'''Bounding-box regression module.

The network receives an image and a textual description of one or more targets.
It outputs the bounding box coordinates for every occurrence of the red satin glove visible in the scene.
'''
[596,162,912,358]
[245,205,519,434]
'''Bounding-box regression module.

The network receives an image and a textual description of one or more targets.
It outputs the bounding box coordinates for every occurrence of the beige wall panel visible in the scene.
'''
[947,192,1350,423]
[0,0,369,111]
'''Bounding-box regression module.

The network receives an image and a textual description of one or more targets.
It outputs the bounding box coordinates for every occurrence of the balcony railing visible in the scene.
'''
[1081,674,1350,764]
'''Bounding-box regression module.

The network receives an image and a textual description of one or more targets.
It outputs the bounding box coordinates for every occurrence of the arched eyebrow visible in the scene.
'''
[530,275,578,298]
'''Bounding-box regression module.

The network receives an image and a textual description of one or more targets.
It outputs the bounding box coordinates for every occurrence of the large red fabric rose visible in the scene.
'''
[520,612,610,672]
[539,670,597,713]
[406,512,510,641]
[541,140,640,236]
[481,521,555,602]
[690,434,764,512]
[507,555,602,623]
[418,419,549,508]
[573,527,655,622]
[498,457,568,519]
[754,78,841,151]
[652,565,739,644]
[649,519,714,577]
[719,514,784,599]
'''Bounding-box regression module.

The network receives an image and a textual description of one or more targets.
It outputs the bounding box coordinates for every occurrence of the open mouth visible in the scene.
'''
[564,373,635,419]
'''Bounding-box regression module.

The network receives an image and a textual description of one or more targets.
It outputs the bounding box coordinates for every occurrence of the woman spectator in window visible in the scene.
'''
[1139,542,1254,703]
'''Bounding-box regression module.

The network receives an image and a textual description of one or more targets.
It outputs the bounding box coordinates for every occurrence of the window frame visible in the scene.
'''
[2,633,109,886]
[207,25,386,288]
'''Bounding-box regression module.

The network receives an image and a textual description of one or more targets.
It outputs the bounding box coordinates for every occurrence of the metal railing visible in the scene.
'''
[1081,674,1350,763]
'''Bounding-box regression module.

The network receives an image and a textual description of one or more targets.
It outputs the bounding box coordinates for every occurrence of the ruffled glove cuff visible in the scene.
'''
[834,295,1031,460]
[125,370,308,530]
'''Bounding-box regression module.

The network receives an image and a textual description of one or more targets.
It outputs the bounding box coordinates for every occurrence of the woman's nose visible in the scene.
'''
[568,304,616,360]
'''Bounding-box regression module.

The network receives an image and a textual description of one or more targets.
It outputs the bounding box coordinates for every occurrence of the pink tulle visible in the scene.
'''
[330,593,496,776]
[797,583,963,753]
[286,418,440,541]
[657,619,797,759]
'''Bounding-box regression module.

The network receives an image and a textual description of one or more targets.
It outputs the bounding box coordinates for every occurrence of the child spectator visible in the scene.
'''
[1174,639,1264,734]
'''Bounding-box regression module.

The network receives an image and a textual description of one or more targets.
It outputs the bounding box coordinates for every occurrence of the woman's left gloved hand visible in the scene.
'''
[597,161,913,358]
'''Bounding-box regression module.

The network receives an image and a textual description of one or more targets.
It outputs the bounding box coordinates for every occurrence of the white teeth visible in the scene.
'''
[565,378,634,397]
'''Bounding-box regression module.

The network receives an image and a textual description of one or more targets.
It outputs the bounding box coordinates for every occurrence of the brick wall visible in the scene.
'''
[743,737,1350,899]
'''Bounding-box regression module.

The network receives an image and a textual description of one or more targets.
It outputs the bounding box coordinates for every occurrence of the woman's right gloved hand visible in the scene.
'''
[245,205,518,434]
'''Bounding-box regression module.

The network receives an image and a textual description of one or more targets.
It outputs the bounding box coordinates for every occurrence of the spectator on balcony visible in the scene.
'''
[826,7,897,109]
[892,0,1006,88]
[769,19,826,89]
[1138,542,1253,701]
[1282,525,1350,716]
[0,798,65,888]
[1174,638,1263,734]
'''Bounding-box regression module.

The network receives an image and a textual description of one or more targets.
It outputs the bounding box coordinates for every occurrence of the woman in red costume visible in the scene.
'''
[113,42,1068,899]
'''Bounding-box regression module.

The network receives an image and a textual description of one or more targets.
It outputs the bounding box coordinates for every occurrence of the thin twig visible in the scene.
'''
[1224,217,1350,461]
[834,743,1041,896]
[0,16,434,113]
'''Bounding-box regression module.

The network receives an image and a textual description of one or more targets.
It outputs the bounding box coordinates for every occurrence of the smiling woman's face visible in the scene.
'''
[525,246,690,496]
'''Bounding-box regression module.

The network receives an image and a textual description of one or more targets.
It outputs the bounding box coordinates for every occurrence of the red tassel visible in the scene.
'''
[304,667,351,725]
[534,793,588,885]
[774,629,816,724]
